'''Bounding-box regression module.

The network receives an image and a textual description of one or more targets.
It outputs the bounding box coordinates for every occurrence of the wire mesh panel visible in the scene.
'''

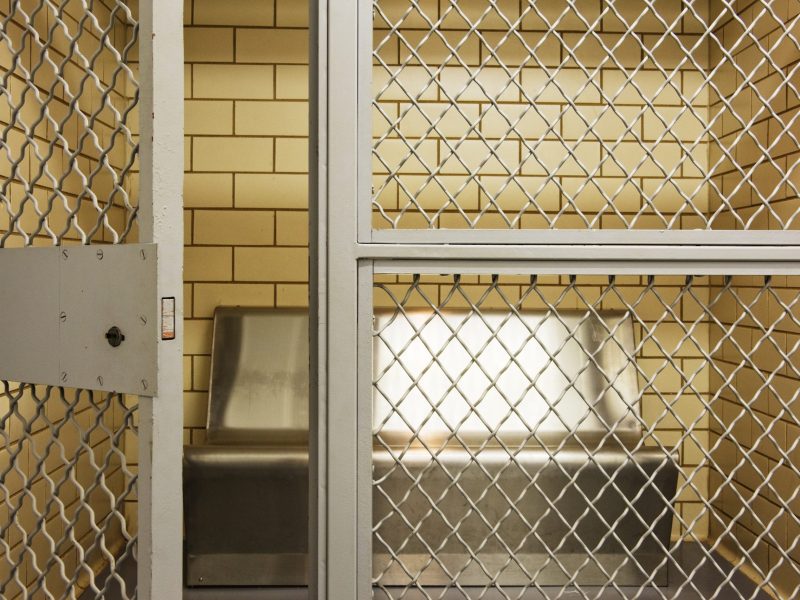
[371,273,800,598]
[371,0,800,230]
[1,0,139,247]
[1,1,140,598]
[0,385,137,599]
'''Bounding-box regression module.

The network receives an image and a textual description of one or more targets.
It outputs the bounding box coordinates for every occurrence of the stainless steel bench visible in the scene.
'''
[184,307,678,587]
[372,309,679,587]
[184,307,309,587]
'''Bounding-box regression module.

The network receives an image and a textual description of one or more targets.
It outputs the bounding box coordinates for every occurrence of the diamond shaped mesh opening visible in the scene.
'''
[0,385,138,600]
[372,273,800,598]
[1,0,139,247]
[372,0,800,230]
[1,1,140,597]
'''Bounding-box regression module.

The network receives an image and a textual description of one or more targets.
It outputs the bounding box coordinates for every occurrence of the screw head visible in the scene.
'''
[96,249,104,260]
[141,379,148,391]
[61,249,69,260]
[60,372,67,382]
[97,376,103,386]
[59,311,67,322]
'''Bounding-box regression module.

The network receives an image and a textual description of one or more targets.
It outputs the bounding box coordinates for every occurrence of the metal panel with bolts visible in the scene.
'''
[0,244,158,395]
[60,244,158,395]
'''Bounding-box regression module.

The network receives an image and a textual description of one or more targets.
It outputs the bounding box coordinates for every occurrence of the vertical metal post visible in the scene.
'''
[310,0,328,596]
[137,0,185,597]
[324,0,361,596]
[357,0,374,243]
[357,261,375,599]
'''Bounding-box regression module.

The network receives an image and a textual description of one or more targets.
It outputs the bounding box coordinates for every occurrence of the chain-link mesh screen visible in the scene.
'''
[372,273,800,598]
[372,0,800,230]
[1,1,140,598]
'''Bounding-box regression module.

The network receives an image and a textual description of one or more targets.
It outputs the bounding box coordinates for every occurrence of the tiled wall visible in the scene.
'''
[182,0,310,444]
[0,2,137,597]
[708,275,800,598]
[707,0,799,230]
[708,2,800,596]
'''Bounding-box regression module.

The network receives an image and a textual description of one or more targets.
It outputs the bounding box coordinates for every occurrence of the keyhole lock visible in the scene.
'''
[105,326,125,348]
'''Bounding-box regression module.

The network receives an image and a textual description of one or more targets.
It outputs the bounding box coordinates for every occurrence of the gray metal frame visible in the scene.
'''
[315,0,361,597]
[135,0,185,596]
[316,1,800,598]
[309,0,326,594]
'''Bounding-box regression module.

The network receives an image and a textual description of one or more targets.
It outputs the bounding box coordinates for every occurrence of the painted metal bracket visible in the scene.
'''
[0,244,159,395]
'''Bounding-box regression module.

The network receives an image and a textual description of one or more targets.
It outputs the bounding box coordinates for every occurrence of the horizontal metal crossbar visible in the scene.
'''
[358,244,800,276]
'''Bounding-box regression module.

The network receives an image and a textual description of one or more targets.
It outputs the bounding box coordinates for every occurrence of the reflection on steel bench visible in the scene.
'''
[184,307,678,587]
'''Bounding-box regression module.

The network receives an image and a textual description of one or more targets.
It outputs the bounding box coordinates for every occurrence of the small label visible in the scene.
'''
[161,297,176,340]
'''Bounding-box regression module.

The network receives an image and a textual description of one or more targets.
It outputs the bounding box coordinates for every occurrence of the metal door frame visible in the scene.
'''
[137,0,185,597]
[313,1,800,598]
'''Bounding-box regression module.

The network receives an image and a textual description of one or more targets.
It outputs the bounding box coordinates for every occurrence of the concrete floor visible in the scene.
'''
[80,543,771,600]
[373,544,772,599]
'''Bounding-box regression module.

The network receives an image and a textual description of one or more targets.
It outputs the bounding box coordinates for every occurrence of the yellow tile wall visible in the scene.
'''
[182,0,310,444]
[372,0,712,229]
[707,2,800,596]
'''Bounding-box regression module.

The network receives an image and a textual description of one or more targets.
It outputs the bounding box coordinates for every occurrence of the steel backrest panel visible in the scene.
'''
[373,308,641,449]
[207,307,310,445]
